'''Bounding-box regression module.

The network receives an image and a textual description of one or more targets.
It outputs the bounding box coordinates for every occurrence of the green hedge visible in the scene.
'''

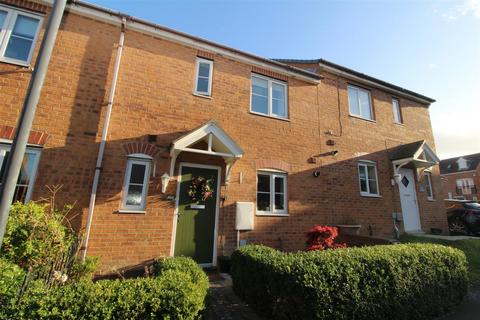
[2,257,208,320]
[231,244,468,320]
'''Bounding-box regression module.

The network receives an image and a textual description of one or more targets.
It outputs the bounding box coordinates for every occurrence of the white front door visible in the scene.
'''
[398,168,422,232]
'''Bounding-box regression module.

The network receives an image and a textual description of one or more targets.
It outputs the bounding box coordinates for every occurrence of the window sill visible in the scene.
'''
[249,111,290,122]
[394,122,405,126]
[427,198,435,202]
[349,114,376,123]
[116,209,147,214]
[360,193,382,198]
[193,92,212,99]
[256,212,289,217]
[0,58,32,68]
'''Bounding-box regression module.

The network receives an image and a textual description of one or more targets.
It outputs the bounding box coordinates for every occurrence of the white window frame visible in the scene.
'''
[193,57,213,96]
[347,84,374,120]
[392,97,403,124]
[0,144,41,202]
[120,154,151,212]
[0,4,43,66]
[358,161,380,197]
[250,73,288,119]
[256,170,288,216]
[424,171,434,200]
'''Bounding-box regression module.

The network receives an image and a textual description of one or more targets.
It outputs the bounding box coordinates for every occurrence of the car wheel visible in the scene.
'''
[449,218,468,235]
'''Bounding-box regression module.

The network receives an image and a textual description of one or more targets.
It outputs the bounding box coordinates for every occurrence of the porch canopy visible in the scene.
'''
[168,120,244,182]
[389,140,440,177]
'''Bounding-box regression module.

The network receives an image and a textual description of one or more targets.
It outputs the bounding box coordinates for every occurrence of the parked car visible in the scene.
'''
[446,200,480,235]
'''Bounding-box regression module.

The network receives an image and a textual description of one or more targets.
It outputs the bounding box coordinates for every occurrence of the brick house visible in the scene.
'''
[0,0,447,272]
[440,153,480,201]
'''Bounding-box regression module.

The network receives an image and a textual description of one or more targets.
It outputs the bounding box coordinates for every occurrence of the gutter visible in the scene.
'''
[35,0,320,84]
[81,16,126,260]
[319,64,434,105]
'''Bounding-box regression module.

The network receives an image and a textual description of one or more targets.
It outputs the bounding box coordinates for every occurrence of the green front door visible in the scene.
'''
[174,165,218,264]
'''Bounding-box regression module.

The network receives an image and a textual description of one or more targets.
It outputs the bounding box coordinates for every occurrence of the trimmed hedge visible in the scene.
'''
[231,244,468,320]
[1,257,208,320]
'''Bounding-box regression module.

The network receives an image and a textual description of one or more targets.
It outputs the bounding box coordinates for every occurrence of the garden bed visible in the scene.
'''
[231,244,468,320]
[1,257,209,320]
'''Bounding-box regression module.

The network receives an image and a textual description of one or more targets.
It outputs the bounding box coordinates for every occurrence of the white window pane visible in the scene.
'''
[368,180,378,194]
[126,184,144,206]
[358,165,366,180]
[129,164,146,184]
[12,15,39,38]
[252,77,268,97]
[360,179,368,193]
[272,98,286,117]
[0,10,7,30]
[18,153,37,185]
[198,62,210,77]
[272,83,285,99]
[5,15,39,62]
[393,99,401,123]
[257,192,270,211]
[348,87,360,116]
[275,194,285,210]
[359,90,372,119]
[367,165,377,181]
[257,174,270,192]
[5,37,33,61]
[274,176,284,193]
[252,95,268,114]
[196,77,209,93]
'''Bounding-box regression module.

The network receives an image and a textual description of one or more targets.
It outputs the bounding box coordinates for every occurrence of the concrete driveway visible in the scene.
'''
[438,287,480,320]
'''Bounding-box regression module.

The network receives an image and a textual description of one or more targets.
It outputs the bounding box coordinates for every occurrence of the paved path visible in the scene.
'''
[437,287,480,320]
[206,273,263,320]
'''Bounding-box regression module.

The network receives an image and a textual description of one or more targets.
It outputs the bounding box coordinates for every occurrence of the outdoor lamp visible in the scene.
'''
[394,173,402,185]
[161,173,170,193]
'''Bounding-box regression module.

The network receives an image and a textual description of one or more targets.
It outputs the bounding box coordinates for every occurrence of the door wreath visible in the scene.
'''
[188,175,215,203]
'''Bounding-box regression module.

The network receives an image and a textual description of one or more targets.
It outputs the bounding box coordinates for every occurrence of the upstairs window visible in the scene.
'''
[251,74,288,119]
[348,85,373,120]
[194,57,213,96]
[392,98,403,124]
[424,171,433,200]
[0,5,43,65]
[358,161,379,196]
[121,155,151,212]
[256,170,287,215]
[0,145,41,203]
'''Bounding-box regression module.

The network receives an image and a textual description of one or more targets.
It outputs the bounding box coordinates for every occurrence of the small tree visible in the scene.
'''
[305,225,346,251]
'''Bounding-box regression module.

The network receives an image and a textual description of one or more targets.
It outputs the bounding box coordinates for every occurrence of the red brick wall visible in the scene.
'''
[0,1,447,272]
[441,169,480,201]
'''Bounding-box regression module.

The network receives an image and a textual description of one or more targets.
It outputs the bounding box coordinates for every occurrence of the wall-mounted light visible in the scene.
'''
[313,171,320,177]
[393,173,402,185]
[161,173,170,193]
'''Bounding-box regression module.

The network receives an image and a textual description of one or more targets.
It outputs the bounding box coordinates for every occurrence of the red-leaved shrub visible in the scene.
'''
[305,225,346,251]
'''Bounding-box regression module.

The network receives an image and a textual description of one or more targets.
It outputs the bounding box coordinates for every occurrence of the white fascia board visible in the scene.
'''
[319,64,433,105]
[36,0,319,84]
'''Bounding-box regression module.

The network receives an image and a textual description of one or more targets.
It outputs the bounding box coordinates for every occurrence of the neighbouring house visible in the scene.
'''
[440,153,480,201]
[0,0,447,272]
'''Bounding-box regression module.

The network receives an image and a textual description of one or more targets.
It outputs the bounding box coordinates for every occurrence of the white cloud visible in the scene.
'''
[437,0,480,21]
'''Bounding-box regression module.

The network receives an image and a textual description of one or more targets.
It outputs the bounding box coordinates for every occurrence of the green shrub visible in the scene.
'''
[1,202,74,270]
[0,259,25,312]
[231,244,468,320]
[3,257,208,320]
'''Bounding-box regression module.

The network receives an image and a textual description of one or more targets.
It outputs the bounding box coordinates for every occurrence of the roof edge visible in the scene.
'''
[34,0,320,83]
[274,58,436,104]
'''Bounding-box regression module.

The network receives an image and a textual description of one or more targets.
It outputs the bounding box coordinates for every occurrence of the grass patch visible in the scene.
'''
[400,234,480,286]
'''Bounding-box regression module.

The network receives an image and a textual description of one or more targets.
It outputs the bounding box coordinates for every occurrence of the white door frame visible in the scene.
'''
[170,162,221,267]
[398,168,422,232]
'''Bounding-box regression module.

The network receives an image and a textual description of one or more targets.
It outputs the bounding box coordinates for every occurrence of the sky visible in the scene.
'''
[87,0,480,160]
